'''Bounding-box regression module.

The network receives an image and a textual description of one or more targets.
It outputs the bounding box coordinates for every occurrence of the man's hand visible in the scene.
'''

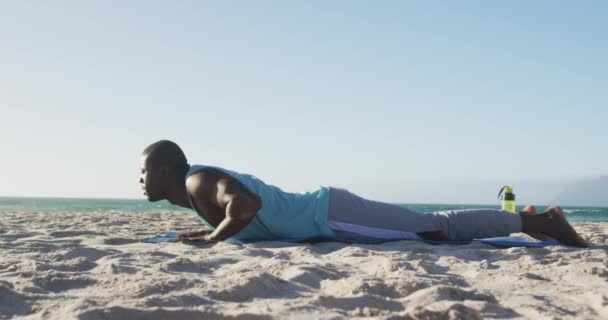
[177,229,213,241]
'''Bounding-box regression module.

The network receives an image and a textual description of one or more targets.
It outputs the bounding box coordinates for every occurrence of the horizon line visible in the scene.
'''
[1,195,606,209]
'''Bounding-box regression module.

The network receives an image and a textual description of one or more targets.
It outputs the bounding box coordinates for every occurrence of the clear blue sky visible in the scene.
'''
[1,1,606,204]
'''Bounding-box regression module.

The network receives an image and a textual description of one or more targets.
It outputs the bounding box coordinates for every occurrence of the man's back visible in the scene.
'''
[185,165,335,241]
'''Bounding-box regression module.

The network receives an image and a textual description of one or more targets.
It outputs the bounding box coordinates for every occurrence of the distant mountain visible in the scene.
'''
[554,176,608,206]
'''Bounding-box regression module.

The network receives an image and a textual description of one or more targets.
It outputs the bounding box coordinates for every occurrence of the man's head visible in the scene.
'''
[139,140,189,202]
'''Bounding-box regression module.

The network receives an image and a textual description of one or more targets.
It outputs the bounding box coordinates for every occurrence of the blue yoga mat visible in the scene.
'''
[143,231,181,243]
[143,232,234,245]
[143,232,568,248]
[479,236,562,248]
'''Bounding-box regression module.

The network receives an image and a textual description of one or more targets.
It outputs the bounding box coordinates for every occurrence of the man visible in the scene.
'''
[139,140,588,247]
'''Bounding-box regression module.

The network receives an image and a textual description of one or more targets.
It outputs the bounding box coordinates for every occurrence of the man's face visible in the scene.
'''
[139,155,166,202]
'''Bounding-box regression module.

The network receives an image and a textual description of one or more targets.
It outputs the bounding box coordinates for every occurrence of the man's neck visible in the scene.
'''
[166,168,191,209]
[166,187,191,209]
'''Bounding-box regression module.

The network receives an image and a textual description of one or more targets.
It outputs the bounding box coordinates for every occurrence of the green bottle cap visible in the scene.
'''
[498,186,515,200]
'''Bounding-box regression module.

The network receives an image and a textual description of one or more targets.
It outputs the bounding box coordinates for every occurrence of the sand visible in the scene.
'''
[0,211,607,319]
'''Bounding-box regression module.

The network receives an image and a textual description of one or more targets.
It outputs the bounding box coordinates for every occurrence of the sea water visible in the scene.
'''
[1,197,606,222]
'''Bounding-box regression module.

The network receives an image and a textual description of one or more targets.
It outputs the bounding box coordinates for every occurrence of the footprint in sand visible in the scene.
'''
[0,281,32,317]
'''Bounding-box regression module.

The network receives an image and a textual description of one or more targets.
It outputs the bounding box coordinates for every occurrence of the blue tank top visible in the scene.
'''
[185,165,335,242]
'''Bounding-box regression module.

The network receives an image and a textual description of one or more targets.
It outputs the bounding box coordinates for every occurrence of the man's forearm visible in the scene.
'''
[207,216,252,240]
[207,197,257,241]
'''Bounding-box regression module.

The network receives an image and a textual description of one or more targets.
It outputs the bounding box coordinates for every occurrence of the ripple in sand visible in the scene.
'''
[388,301,483,320]
[314,294,404,312]
[357,258,415,277]
[130,278,201,298]
[0,232,39,242]
[31,274,97,293]
[11,241,61,253]
[239,247,276,258]
[326,246,371,258]
[136,251,178,259]
[55,257,98,272]
[207,272,295,302]
[0,260,37,273]
[142,293,212,307]
[76,306,271,320]
[158,257,211,274]
[53,247,120,261]
[3,257,97,273]
[520,272,551,281]
[463,300,521,318]
[402,285,497,305]
[322,276,438,298]
[95,262,138,275]
[280,264,348,289]
[48,230,107,238]
[413,260,449,274]
[102,238,140,245]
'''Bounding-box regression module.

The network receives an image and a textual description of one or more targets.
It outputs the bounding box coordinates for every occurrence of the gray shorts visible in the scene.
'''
[327,187,522,243]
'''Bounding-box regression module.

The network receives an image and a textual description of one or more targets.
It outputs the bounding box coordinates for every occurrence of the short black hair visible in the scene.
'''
[143,140,189,173]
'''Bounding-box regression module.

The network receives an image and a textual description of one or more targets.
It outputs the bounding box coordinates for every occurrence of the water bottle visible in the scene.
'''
[498,186,519,237]
[498,186,516,213]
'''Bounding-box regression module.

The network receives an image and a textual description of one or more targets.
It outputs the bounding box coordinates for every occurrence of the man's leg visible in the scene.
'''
[327,188,521,242]
[328,188,588,247]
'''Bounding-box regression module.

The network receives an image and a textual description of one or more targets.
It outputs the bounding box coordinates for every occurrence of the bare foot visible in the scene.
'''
[518,205,556,241]
[533,206,588,247]
[519,205,537,215]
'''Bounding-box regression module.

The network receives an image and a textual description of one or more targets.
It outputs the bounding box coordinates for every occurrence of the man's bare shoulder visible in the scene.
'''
[185,168,222,196]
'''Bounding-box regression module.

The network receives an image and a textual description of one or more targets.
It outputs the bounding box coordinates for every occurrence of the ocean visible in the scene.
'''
[1,197,607,222]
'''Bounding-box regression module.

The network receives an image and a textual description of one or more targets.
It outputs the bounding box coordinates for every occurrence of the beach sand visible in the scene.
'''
[1,211,606,319]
